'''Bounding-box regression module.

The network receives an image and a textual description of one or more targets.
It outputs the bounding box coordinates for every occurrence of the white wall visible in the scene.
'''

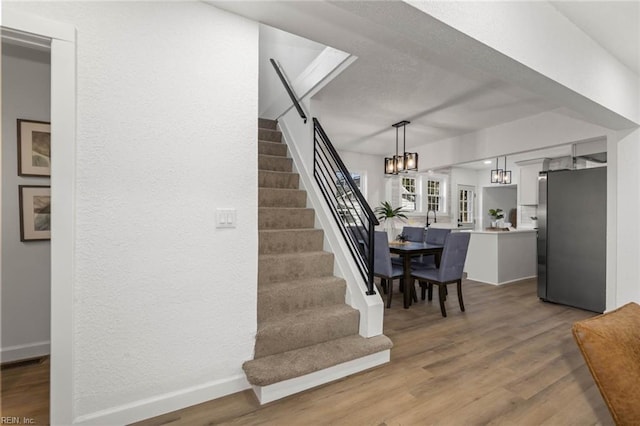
[482,186,517,229]
[3,2,259,424]
[1,43,51,362]
[616,128,640,306]
[259,25,325,117]
[338,150,385,209]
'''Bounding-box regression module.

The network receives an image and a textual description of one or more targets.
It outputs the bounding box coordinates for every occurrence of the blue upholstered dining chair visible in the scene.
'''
[391,226,426,267]
[411,232,471,317]
[402,226,425,242]
[415,227,452,269]
[373,231,405,308]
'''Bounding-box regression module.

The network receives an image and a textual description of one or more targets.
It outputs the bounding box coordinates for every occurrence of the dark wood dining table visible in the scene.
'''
[389,241,444,308]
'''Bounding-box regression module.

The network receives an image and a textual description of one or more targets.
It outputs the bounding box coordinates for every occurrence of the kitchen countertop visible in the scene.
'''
[464,229,537,234]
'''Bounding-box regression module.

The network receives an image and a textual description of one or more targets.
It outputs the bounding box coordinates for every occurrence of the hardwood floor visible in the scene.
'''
[1,278,613,425]
[0,356,49,425]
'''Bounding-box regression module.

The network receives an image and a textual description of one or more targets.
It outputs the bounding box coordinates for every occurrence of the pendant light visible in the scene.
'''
[385,120,418,175]
[490,157,503,183]
[502,156,512,184]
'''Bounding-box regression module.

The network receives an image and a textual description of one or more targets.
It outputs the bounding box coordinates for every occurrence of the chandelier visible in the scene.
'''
[384,120,418,175]
[490,156,512,184]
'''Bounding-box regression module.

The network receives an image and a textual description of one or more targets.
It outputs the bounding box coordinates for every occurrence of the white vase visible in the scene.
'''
[531,219,538,229]
[384,220,398,242]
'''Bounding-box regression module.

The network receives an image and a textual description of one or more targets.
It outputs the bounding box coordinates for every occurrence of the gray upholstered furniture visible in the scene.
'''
[415,228,451,269]
[373,231,405,308]
[392,226,426,267]
[402,226,425,242]
[411,232,470,317]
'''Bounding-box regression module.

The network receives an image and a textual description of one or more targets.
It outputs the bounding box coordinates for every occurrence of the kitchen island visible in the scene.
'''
[463,229,537,285]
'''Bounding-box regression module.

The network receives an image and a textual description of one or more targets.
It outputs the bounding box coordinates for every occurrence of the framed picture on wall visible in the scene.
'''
[19,185,51,241]
[17,119,51,176]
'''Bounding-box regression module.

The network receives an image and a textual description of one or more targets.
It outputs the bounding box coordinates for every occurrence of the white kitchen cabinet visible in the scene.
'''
[517,159,549,205]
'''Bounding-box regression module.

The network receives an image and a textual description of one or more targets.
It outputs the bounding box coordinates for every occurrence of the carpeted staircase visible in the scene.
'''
[242,118,392,401]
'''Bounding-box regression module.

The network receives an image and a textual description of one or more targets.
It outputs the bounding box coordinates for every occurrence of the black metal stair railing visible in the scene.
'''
[313,118,379,295]
[269,57,378,295]
[270,58,307,123]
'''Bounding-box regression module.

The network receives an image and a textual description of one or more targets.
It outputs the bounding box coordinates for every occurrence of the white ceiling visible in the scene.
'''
[212,1,638,159]
[550,1,640,75]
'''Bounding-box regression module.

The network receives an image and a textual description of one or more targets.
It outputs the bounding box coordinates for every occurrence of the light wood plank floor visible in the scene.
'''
[0,356,49,425]
[1,279,613,425]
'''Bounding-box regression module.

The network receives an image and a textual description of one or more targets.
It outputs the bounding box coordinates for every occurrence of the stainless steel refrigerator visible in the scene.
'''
[537,167,606,313]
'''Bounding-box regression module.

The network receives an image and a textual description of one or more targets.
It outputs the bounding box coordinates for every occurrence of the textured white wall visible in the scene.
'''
[1,44,51,362]
[4,1,259,422]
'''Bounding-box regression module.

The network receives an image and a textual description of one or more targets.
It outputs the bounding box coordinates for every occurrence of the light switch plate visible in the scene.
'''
[216,208,236,228]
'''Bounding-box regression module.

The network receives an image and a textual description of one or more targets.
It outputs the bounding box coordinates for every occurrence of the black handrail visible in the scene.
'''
[270,58,307,123]
[313,118,379,295]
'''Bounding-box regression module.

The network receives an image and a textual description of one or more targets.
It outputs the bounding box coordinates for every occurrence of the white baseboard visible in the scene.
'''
[1,341,50,363]
[252,349,391,404]
[74,374,250,425]
[467,275,537,286]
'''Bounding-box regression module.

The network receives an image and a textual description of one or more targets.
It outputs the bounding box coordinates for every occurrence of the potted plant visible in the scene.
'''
[488,208,504,228]
[374,201,407,241]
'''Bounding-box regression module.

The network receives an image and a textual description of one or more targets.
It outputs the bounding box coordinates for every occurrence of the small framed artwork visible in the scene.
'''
[17,119,51,177]
[19,185,51,241]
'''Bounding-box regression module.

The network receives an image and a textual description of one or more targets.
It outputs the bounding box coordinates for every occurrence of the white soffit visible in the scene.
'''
[550,1,640,75]
[209,1,637,155]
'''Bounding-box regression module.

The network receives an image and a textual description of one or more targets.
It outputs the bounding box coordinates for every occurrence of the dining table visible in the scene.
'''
[389,241,444,308]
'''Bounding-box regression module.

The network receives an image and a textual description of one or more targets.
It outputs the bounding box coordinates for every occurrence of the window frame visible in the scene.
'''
[400,176,417,212]
[385,173,448,214]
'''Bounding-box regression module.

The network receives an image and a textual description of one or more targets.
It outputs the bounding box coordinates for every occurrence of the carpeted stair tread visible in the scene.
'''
[258,251,334,284]
[259,207,315,230]
[254,304,360,358]
[258,118,278,130]
[258,128,282,143]
[259,141,287,157]
[259,228,324,254]
[259,154,293,172]
[244,334,393,386]
[259,188,307,208]
[249,118,391,396]
[258,276,346,321]
[258,170,299,189]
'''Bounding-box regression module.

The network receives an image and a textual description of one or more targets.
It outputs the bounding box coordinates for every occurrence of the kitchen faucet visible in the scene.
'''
[425,209,437,228]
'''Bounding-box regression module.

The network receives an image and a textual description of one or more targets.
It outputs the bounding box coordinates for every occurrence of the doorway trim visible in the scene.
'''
[2,8,76,425]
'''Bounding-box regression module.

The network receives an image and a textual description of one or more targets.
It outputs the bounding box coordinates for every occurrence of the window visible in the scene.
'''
[458,186,474,224]
[401,177,416,211]
[426,179,441,212]
[335,171,365,225]
[385,173,447,214]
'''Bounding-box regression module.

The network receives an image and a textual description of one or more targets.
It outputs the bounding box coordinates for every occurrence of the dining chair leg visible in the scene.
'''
[457,279,465,312]
[411,280,418,303]
[428,283,433,301]
[381,279,388,294]
[438,284,447,317]
[386,279,393,308]
[420,281,426,300]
